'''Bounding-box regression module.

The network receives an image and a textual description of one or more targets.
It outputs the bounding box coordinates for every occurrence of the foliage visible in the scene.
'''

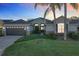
[68,32,79,40]
[15,34,57,43]
[34,3,62,19]
[45,33,57,40]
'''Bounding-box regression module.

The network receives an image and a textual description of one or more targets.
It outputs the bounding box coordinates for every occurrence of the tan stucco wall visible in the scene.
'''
[68,24,78,32]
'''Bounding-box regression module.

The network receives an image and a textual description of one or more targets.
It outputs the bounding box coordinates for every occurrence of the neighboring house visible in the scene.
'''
[1,16,79,36]
[0,20,3,36]
[0,20,3,28]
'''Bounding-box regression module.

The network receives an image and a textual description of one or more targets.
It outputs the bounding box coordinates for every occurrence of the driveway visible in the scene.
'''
[0,36,22,56]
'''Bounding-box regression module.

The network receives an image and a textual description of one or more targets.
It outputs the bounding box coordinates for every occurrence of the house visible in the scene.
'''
[3,19,28,35]
[1,16,79,36]
[0,20,3,28]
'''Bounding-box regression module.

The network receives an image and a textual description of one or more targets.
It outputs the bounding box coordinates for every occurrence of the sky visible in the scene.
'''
[0,3,79,21]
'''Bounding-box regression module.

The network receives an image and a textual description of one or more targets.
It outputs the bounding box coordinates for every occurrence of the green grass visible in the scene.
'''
[2,34,79,56]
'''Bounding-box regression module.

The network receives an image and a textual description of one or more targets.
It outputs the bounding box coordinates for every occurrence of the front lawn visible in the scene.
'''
[2,34,79,56]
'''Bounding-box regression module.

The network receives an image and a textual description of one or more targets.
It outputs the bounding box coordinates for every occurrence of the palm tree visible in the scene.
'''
[34,3,78,40]
[64,3,78,40]
[34,3,62,33]
[34,3,62,19]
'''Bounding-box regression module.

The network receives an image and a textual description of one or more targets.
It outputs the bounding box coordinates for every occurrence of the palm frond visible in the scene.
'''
[34,3,37,9]
[50,3,62,10]
[44,7,49,18]
[51,5,56,19]
[70,3,78,10]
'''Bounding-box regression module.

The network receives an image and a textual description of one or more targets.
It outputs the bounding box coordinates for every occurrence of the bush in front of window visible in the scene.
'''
[45,33,57,40]
[68,32,79,40]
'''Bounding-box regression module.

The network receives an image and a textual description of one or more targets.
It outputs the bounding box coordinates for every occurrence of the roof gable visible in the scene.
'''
[28,17,53,24]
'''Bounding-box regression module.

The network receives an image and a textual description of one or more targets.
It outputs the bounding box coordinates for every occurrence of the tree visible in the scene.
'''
[34,3,78,40]
[34,3,62,34]
[34,3,62,23]
[64,3,78,40]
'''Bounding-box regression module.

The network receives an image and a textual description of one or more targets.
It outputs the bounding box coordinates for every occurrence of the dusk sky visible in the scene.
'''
[0,3,79,21]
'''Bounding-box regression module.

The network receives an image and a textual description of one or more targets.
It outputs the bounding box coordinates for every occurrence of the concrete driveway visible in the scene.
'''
[0,36,22,56]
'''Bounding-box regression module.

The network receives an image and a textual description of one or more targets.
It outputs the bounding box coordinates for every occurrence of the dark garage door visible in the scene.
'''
[6,28,26,35]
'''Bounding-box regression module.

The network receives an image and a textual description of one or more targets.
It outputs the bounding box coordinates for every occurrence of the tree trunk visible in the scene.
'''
[51,6,56,33]
[64,3,67,40]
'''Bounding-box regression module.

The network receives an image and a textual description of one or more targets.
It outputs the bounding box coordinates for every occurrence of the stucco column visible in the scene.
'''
[26,26,30,35]
[24,27,27,36]
[54,21,57,34]
[2,27,6,36]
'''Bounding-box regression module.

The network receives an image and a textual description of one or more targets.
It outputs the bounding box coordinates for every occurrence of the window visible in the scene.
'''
[35,24,39,26]
[41,24,44,26]
[40,24,45,30]
[58,23,64,33]
[41,27,44,30]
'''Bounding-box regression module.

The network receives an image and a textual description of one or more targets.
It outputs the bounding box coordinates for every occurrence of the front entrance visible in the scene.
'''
[33,24,40,34]
[33,23,45,34]
[57,23,64,33]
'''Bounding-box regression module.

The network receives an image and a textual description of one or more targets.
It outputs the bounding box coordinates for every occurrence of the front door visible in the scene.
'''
[33,24,40,34]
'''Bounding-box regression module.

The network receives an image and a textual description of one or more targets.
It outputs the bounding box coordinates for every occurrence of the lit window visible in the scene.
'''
[58,23,64,33]
[35,24,39,26]
[41,27,44,30]
[41,24,44,26]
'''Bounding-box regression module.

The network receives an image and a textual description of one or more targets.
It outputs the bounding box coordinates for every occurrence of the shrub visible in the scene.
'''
[68,32,79,40]
[45,33,57,40]
[0,28,3,36]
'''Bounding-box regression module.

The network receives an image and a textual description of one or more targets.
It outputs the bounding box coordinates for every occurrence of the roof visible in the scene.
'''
[2,20,13,24]
[27,17,53,24]
[54,16,69,20]
[69,19,79,24]
[53,16,79,24]
[12,19,27,24]
[2,19,27,24]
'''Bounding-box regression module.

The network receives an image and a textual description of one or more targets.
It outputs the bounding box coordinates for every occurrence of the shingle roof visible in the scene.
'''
[2,19,27,24]
[53,16,79,24]
[69,20,79,24]
[2,20,13,24]
[27,17,53,24]
[12,19,27,24]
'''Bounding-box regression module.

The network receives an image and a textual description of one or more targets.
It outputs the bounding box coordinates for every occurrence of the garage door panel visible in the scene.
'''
[6,28,26,35]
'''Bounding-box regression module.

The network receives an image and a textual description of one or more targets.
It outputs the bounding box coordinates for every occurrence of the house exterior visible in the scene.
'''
[2,19,29,35]
[1,16,79,36]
